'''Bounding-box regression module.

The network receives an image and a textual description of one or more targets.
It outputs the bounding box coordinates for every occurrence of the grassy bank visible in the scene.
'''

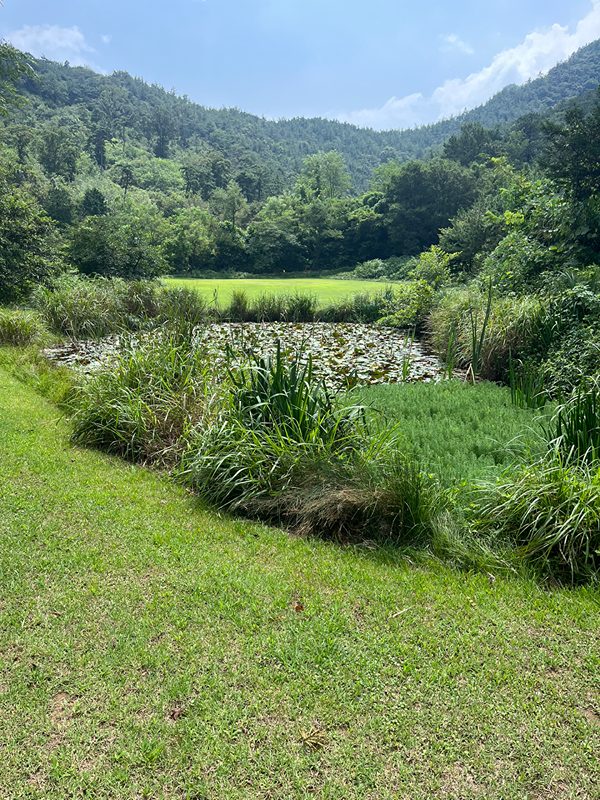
[1,366,600,799]
[163,277,385,304]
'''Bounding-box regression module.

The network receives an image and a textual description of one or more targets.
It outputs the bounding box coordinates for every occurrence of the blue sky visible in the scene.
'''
[2,0,600,130]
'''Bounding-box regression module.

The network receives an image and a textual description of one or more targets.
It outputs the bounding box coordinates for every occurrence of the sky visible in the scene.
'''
[1,1,600,130]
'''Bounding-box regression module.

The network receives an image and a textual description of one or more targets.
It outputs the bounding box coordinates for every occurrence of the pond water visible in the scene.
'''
[43,322,444,388]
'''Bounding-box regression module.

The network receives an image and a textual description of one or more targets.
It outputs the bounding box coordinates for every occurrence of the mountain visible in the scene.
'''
[6,38,600,191]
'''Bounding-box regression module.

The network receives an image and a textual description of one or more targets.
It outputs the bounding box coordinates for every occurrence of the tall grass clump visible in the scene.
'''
[70,323,217,464]
[471,451,600,581]
[223,291,318,323]
[470,381,600,580]
[428,288,548,381]
[553,379,600,465]
[178,344,446,542]
[0,308,49,346]
[318,288,392,323]
[31,275,125,339]
[30,275,208,338]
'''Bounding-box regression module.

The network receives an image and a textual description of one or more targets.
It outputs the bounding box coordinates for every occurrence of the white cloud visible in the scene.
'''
[4,24,98,67]
[440,34,474,56]
[101,35,112,44]
[334,0,600,130]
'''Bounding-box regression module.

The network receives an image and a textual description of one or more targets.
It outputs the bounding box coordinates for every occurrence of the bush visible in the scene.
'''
[376,280,434,329]
[407,245,452,290]
[31,275,125,339]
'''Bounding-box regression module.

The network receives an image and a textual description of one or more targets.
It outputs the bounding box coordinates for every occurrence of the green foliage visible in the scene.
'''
[438,198,506,274]
[80,187,108,218]
[67,214,166,279]
[0,177,65,303]
[45,185,74,225]
[376,279,434,329]
[429,288,548,382]
[30,274,207,338]
[0,41,34,116]
[541,91,600,201]
[37,128,79,181]
[317,288,391,323]
[70,325,214,463]
[353,380,547,486]
[296,151,352,200]
[472,450,600,580]
[0,308,49,346]
[407,245,452,289]
[373,158,477,255]
[509,356,547,410]
[553,381,600,466]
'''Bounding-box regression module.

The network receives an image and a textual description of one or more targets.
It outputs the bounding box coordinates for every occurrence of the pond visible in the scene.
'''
[43,322,444,388]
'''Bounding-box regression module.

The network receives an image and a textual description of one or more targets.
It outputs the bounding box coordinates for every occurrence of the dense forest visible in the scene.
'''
[1,36,600,297]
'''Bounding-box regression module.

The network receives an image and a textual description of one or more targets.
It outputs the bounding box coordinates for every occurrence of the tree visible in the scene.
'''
[210,181,247,231]
[67,214,166,279]
[541,95,600,201]
[115,163,136,199]
[151,104,176,159]
[37,128,79,181]
[374,158,477,255]
[46,185,74,226]
[80,188,108,218]
[0,41,34,117]
[0,177,64,302]
[442,122,497,166]
[296,151,352,200]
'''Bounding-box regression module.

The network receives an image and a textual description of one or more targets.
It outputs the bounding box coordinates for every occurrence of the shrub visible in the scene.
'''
[407,245,452,290]
[178,344,361,507]
[376,280,434,329]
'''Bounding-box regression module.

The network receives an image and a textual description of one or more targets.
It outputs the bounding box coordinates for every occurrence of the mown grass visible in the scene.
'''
[352,380,551,486]
[164,277,385,304]
[1,365,600,799]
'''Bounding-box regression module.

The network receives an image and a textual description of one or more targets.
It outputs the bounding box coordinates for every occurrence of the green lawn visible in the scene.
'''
[1,364,600,799]
[163,277,387,304]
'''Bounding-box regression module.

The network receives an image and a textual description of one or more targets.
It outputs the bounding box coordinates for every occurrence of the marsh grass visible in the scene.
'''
[351,380,549,486]
[553,380,600,465]
[429,289,547,381]
[472,449,600,580]
[30,276,208,339]
[0,307,50,346]
[69,324,218,465]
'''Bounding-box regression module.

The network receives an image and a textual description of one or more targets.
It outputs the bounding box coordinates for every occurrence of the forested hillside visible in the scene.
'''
[5,37,600,192]
[1,35,600,288]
